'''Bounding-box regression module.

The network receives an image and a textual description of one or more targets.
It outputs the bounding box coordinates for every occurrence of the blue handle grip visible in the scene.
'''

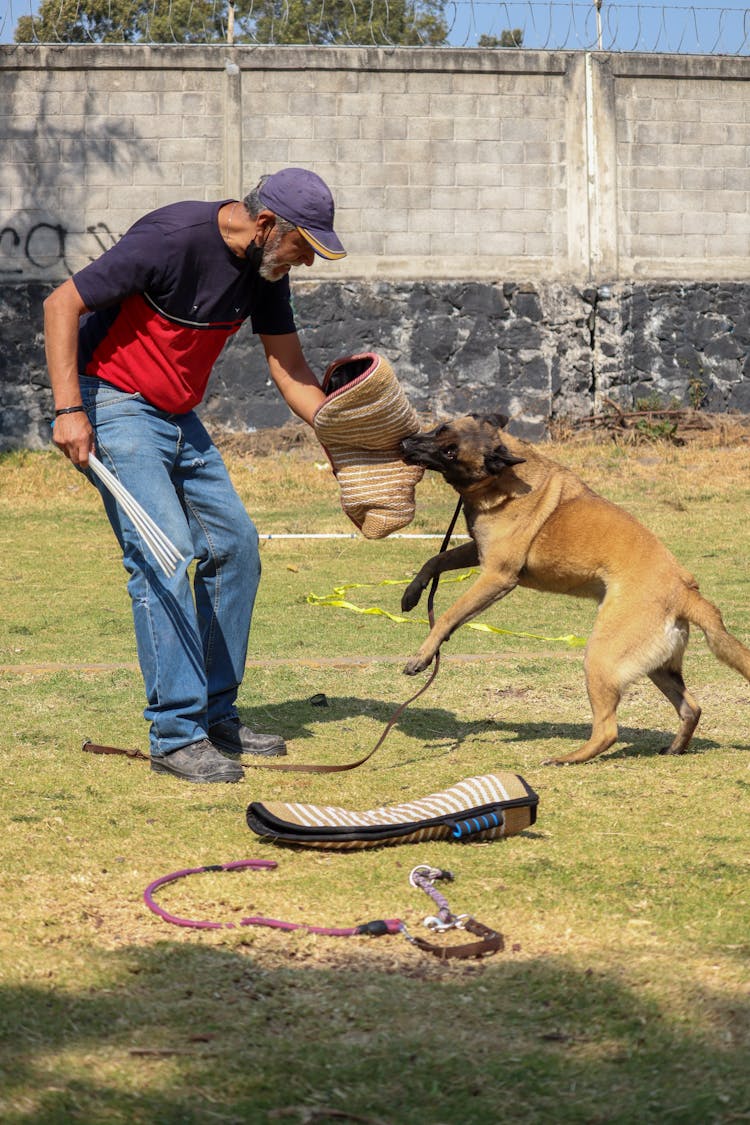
[450,810,502,839]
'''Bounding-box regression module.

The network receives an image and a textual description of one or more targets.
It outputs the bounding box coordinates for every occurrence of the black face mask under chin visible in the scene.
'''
[245,241,264,270]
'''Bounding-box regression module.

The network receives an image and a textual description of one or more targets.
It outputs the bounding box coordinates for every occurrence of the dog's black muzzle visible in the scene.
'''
[400,432,440,468]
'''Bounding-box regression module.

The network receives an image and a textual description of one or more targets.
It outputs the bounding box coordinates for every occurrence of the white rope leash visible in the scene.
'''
[87,453,185,579]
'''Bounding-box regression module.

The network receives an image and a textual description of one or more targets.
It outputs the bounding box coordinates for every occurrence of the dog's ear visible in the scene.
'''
[484,442,525,474]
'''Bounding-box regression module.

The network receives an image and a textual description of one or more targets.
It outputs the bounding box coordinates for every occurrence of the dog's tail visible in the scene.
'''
[684,586,750,681]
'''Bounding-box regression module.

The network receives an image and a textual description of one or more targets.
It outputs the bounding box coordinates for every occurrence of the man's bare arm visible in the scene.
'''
[44,278,94,465]
[260,332,326,426]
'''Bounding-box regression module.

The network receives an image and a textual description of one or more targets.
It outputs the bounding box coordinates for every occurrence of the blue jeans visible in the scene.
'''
[79,377,260,756]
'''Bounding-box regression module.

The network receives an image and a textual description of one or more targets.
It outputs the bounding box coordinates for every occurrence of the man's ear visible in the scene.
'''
[484,443,525,474]
[254,210,277,243]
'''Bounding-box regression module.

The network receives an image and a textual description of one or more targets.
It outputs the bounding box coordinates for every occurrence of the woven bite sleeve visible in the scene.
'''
[313,352,424,539]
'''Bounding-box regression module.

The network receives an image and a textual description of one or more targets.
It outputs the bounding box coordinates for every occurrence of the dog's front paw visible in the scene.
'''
[403,654,432,676]
[401,580,425,613]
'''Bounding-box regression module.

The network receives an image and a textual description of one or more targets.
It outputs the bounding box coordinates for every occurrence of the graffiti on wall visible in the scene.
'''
[0,218,120,278]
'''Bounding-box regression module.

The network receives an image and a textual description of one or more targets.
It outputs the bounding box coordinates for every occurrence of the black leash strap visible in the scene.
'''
[82,739,148,761]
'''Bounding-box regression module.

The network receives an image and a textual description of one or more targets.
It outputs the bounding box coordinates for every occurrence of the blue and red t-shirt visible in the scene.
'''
[73,200,296,414]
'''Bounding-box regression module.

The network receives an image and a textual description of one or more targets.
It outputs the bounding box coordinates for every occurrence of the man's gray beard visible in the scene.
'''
[258,229,286,282]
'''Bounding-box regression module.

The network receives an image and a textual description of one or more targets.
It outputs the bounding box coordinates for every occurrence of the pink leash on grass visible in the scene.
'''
[143,859,503,958]
[143,858,402,936]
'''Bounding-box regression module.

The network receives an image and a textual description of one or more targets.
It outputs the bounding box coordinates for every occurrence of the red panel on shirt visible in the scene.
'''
[85,294,241,414]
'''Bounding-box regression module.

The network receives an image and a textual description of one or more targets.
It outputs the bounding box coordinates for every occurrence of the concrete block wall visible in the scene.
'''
[1,47,228,278]
[237,58,569,269]
[613,55,750,278]
[2,45,747,286]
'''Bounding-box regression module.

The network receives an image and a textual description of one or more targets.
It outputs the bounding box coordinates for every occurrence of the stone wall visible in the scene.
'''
[3,275,749,449]
[203,279,750,440]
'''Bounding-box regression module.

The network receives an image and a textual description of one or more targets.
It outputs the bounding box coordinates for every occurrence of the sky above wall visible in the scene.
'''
[0,0,748,53]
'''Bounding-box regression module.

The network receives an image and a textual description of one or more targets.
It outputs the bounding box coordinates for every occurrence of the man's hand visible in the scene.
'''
[52,411,95,466]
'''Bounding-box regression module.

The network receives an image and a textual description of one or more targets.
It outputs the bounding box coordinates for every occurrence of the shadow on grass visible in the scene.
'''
[1,942,748,1124]
[238,695,736,764]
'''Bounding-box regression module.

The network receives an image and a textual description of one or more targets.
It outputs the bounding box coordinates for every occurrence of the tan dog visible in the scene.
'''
[399,413,750,764]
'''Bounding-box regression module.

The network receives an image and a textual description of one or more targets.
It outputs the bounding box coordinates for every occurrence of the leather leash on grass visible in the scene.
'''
[83,499,464,774]
[143,857,503,960]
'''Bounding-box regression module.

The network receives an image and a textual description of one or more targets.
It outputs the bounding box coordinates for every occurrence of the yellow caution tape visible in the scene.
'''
[306,572,587,647]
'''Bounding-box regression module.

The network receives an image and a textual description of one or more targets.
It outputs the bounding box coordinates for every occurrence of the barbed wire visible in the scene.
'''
[1,0,748,54]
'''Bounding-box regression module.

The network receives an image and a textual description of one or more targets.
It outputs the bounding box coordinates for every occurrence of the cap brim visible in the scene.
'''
[297,225,347,260]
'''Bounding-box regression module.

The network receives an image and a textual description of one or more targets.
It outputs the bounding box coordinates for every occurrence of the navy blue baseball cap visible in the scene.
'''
[258,167,347,260]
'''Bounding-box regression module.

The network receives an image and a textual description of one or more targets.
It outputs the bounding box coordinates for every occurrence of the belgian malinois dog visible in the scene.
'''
[399,413,750,764]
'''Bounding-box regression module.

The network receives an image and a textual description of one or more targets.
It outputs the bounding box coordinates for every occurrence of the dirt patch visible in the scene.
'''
[550,407,750,448]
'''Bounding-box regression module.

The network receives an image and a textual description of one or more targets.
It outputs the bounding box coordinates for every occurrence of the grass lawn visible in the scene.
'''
[1,432,749,1124]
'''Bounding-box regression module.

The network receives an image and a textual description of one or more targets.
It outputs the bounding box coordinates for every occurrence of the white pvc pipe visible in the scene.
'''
[258,533,470,540]
[88,453,185,578]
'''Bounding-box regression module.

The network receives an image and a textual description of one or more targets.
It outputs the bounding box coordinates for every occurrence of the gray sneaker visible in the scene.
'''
[208,718,287,758]
[151,738,244,783]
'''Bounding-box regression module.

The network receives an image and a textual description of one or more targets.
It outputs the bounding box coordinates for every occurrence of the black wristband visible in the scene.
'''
[55,405,86,417]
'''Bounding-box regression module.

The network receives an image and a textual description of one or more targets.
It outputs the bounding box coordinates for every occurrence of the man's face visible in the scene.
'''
[258,225,315,282]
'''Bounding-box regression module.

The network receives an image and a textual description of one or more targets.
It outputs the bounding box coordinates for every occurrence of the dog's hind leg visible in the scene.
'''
[543,604,641,765]
[644,616,701,753]
[648,664,702,754]
[543,659,622,765]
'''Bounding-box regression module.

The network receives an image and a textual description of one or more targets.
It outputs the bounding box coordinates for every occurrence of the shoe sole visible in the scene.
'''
[150,759,243,783]
[210,738,287,758]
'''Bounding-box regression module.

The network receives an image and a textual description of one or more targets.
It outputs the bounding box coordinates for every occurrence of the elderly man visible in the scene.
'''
[44,168,346,783]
